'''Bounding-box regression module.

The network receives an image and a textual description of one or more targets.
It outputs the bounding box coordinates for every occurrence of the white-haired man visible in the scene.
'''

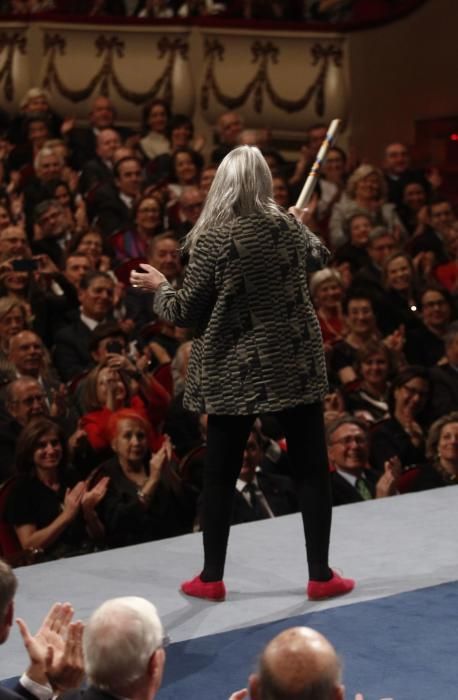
[79,597,166,700]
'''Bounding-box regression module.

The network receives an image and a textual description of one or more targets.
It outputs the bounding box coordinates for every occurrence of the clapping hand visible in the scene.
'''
[16,602,85,691]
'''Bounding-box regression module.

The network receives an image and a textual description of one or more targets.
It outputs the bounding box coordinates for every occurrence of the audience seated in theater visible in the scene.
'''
[53,271,115,381]
[316,146,348,223]
[404,285,455,367]
[229,429,297,525]
[369,366,431,474]
[309,268,345,350]
[125,233,182,330]
[65,95,129,170]
[110,193,165,263]
[67,229,112,273]
[333,212,372,272]
[138,98,171,163]
[167,147,203,203]
[0,297,29,361]
[80,360,169,456]
[31,199,73,267]
[433,220,457,293]
[79,128,121,195]
[93,409,194,548]
[352,226,397,294]
[0,225,30,261]
[377,251,424,337]
[63,252,92,290]
[343,340,391,424]
[21,147,66,235]
[7,87,62,147]
[328,290,402,386]
[5,416,107,560]
[327,416,401,506]
[0,377,48,482]
[410,412,458,491]
[408,197,455,264]
[396,179,429,237]
[172,186,204,242]
[329,164,405,249]
[429,322,458,420]
[382,141,432,208]
[6,112,51,173]
[44,178,88,236]
[92,157,143,237]
[211,110,244,164]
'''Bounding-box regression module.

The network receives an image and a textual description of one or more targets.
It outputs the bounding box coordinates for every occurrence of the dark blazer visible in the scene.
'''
[0,682,38,700]
[91,188,134,237]
[79,157,114,194]
[369,417,426,473]
[53,313,95,381]
[231,472,298,525]
[330,470,377,507]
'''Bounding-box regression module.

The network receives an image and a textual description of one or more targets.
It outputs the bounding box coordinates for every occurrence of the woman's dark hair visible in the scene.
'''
[15,417,67,475]
[132,192,165,225]
[44,179,76,212]
[141,98,171,135]
[170,147,203,183]
[167,113,194,141]
[66,227,108,256]
[387,365,430,417]
[22,113,51,139]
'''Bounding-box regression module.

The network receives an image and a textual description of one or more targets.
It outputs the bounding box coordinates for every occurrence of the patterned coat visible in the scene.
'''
[153,212,329,414]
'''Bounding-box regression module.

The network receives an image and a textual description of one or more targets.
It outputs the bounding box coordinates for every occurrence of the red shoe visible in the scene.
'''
[307,570,355,601]
[180,575,226,602]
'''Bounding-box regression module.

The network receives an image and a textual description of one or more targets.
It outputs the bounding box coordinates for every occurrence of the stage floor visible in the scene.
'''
[2,486,458,681]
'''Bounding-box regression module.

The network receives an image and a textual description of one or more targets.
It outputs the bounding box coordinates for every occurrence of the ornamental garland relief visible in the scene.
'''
[39,30,193,121]
[0,31,28,106]
[199,35,347,131]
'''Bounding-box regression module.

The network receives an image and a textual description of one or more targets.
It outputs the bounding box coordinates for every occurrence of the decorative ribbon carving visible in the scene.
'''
[0,32,27,102]
[201,38,343,115]
[42,33,188,105]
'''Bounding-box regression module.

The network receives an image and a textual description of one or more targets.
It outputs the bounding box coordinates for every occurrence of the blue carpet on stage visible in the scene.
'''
[159,580,458,700]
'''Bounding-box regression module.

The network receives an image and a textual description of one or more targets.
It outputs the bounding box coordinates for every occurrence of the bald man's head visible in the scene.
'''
[250,627,344,700]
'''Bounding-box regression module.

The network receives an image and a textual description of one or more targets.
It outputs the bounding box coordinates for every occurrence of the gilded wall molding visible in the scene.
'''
[0,32,27,102]
[201,38,343,116]
[42,32,189,106]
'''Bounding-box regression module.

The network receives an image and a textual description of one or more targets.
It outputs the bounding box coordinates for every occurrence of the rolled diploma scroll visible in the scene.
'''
[295,119,341,209]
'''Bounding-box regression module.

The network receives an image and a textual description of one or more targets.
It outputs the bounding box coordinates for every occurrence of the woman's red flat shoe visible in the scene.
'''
[307,570,355,601]
[180,575,226,602]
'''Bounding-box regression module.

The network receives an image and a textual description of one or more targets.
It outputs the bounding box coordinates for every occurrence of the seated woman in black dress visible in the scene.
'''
[6,416,108,561]
[94,408,195,549]
[369,366,431,474]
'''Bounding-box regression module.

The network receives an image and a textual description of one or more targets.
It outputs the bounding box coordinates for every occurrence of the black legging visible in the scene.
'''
[200,402,332,582]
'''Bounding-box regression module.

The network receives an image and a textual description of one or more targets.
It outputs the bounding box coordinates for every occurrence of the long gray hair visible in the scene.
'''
[185,145,289,252]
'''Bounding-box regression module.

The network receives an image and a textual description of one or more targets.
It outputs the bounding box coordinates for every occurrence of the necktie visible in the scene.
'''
[244,483,267,519]
[356,477,372,501]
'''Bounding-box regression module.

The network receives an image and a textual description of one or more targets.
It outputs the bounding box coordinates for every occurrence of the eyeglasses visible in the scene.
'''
[422,299,447,309]
[330,435,367,447]
[402,384,428,399]
[12,394,46,406]
[138,207,159,214]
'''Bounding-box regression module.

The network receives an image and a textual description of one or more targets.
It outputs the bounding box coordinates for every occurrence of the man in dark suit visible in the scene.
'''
[0,559,83,700]
[53,271,115,381]
[79,128,121,195]
[231,430,297,524]
[66,597,165,700]
[327,417,401,506]
[382,141,431,208]
[91,156,142,236]
[408,197,455,263]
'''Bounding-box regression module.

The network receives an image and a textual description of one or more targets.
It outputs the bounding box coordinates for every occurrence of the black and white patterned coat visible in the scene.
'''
[153,212,329,415]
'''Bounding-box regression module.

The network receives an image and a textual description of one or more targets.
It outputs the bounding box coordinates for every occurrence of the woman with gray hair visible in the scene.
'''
[329,164,405,249]
[131,145,354,602]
